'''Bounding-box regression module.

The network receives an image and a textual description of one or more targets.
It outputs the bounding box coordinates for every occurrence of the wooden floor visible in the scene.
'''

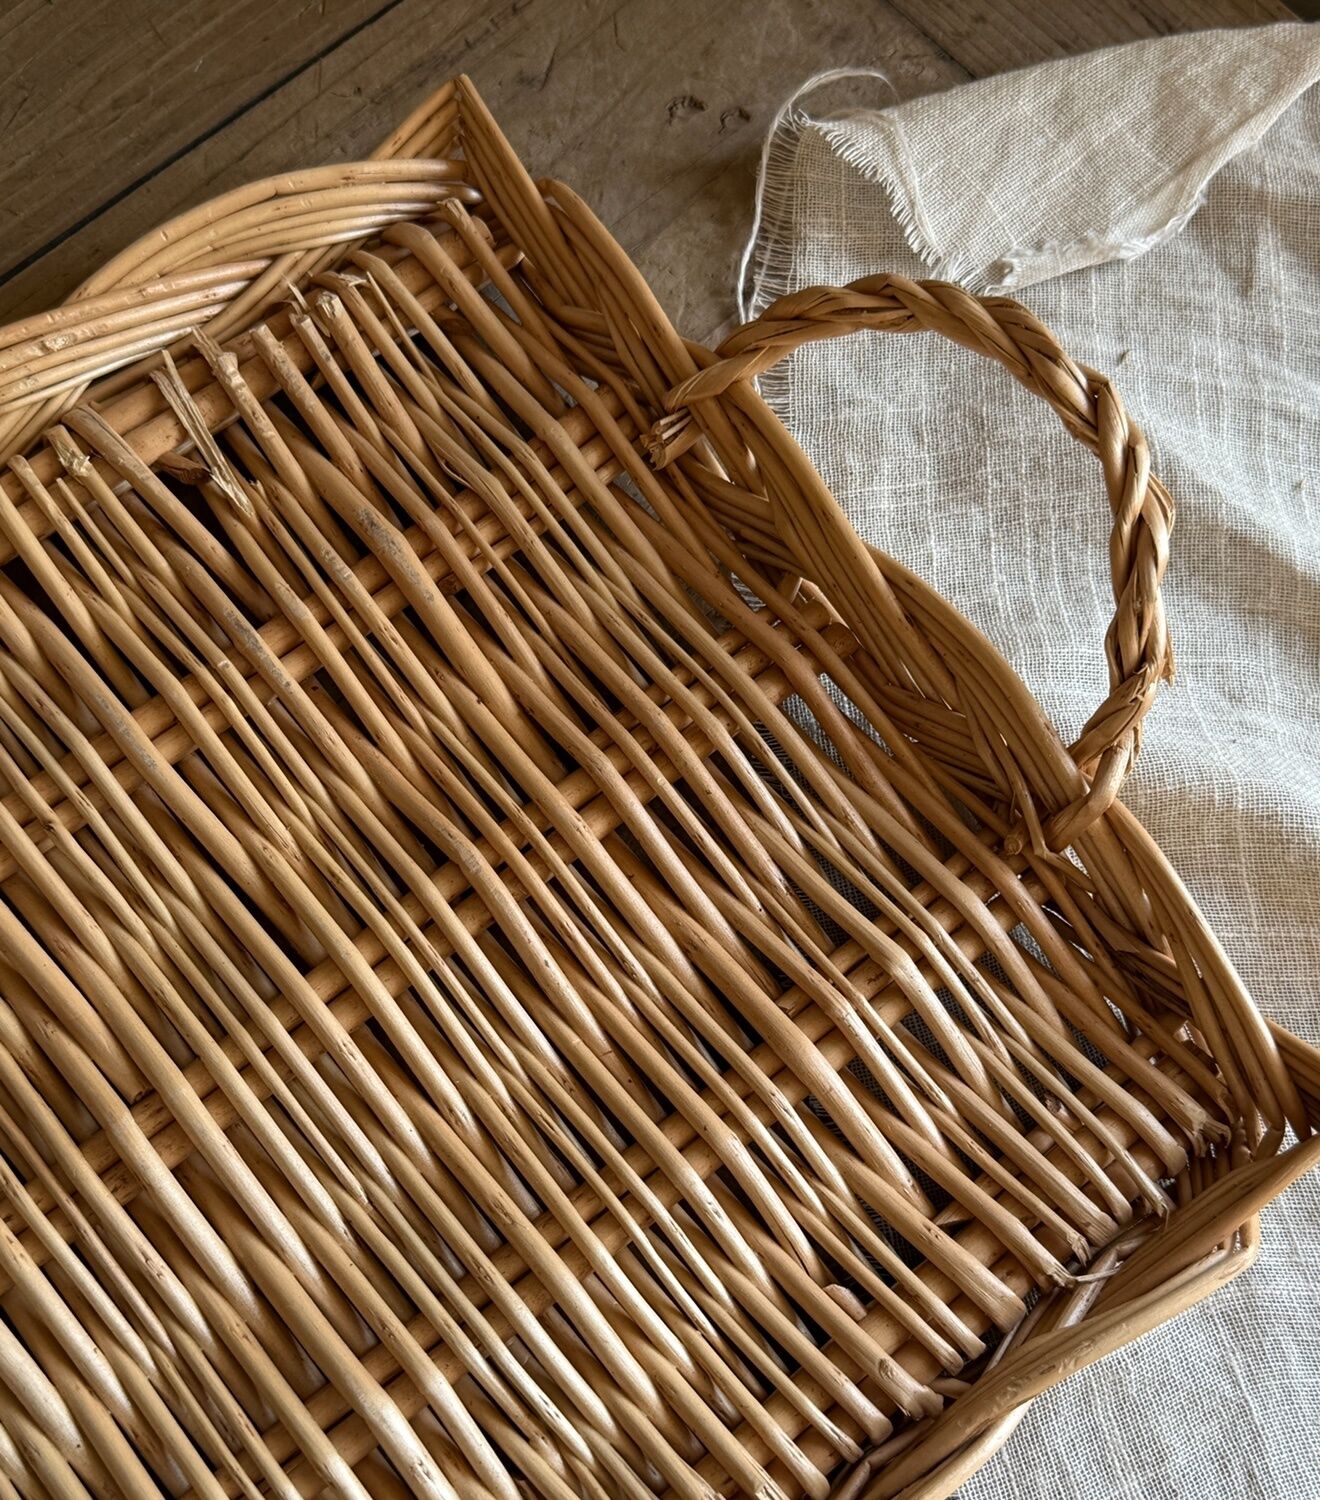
[0,0,1306,344]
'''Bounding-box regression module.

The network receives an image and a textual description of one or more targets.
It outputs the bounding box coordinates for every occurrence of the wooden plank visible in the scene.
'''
[0,0,964,340]
[0,0,394,287]
[1,0,1306,343]
[886,0,1297,80]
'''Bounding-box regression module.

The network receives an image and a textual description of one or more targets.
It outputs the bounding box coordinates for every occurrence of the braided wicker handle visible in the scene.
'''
[668,276,1175,824]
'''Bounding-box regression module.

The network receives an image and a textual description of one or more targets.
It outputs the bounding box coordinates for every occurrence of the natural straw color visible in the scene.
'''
[0,73,1313,1500]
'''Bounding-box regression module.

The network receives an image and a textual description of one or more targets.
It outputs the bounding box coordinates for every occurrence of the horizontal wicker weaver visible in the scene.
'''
[0,74,1314,1500]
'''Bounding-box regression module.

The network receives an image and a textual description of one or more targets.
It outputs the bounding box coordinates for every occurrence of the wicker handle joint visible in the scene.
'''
[665,276,1175,841]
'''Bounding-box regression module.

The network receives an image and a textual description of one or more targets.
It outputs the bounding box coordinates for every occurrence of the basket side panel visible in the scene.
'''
[0,84,1256,1500]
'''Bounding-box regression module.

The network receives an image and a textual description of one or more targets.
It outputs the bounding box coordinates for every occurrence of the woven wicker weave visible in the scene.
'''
[0,75,1314,1500]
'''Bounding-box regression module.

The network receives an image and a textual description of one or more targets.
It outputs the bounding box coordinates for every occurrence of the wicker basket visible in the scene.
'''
[0,74,1314,1500]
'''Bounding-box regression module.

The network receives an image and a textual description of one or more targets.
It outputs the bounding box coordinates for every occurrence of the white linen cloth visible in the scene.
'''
[741,24,1320,1498]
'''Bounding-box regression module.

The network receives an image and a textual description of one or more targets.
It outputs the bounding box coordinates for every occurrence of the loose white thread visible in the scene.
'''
[736,67,898,323]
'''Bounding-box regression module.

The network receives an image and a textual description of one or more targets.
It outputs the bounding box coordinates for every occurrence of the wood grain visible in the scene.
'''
[886,0,1298,78]
[0,0,961,338]
[0,0,1305,338]
[0,0,393,283]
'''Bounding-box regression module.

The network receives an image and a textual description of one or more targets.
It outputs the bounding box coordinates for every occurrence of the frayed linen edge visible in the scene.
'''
[738,69,904,436]
[813,111,972,285]
[814,109,1208,295]
[807,54,1320,296]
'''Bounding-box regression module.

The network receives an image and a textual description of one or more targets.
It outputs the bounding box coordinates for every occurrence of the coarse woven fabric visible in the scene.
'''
[744,23,1320,1500]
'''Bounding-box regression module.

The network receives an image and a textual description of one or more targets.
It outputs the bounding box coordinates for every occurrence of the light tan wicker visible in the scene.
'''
[0,74,1314,1500]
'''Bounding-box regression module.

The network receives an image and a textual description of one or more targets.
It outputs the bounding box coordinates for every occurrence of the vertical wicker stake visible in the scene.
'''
[0,72,1311,1500]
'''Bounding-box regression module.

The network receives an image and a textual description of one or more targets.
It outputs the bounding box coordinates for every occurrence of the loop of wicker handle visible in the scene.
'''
[666,276,1175,831]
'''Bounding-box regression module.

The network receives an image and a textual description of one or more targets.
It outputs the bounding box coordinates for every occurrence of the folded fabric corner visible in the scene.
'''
[806,22,1320,292]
